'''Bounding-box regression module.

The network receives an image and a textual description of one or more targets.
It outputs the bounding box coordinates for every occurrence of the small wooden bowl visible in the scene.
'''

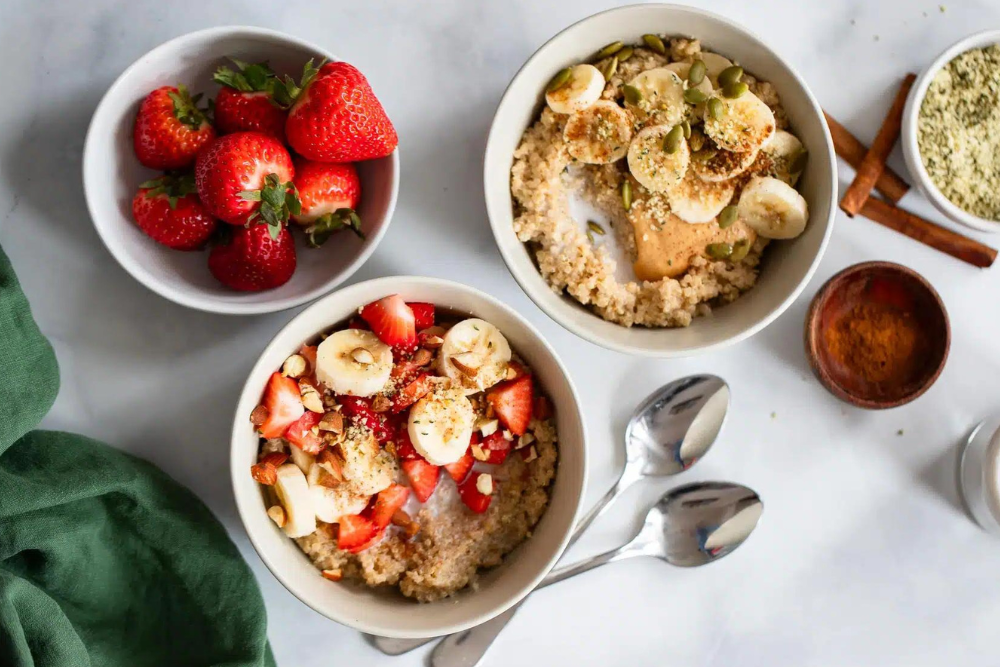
[805,261,950,409]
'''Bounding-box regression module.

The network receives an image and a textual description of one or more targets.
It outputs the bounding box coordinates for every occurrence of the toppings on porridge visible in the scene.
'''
[510,34,811,327]
[248,296,558,601]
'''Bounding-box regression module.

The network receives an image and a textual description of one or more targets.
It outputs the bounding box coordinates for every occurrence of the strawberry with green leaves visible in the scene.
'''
[131,173,217,250]
[291,158,363,247]
[213,59,289,140]
[208,223,297,292]
[133,85,216,170]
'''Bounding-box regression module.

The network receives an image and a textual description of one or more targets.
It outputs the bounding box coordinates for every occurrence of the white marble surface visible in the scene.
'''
[3,0,1000,665]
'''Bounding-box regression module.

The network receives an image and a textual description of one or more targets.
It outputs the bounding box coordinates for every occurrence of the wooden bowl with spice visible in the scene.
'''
[805,261,949,409]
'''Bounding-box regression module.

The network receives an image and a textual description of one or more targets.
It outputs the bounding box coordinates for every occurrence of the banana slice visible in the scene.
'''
[690,144,758,182]
[340,431,396,495]
[563,100,632,164]
[762,130,806,186]
[289,446,315,474]
[703,92,775,153]
[737,176,809,239]
[627,125,690,193]
[310,483,370,524]
[274,464,316,538]
[545,64,605,115]
[699,52,734,86]
[623,68,686,125]
[408,387,476,466]
[437,318,511,395]
[666,171,736,224]
[315,329,392,397]
[663,62,715,98]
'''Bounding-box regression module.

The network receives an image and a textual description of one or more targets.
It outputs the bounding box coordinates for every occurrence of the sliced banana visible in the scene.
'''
[666,171,736,224]
[703,91,775,153]
[315,329,392,397]
[563,100,632,164]
[408,387,476,466]
[762,130,806,186]
[663,62,715,98]
[699,52,734,86]
[274,464,316,538]
[545,64,605,115]
[627,124,690,193]
[310,483,370,524]
[437,318,511,395]
[623,68,686,125]
[289,446,315,474]
[340,430,396,496]
[737,176,809,239]
[690,144,758,182]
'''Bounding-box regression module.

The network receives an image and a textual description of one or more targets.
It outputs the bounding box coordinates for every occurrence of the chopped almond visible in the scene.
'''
[321,568,343,582]
[267,505,287,527]
[412,348,433,366]
[317,447,345,482]
[249,405,269,426]
[505,366,518,381]
[299,380,324,413]
[522,446,538,463]
[476,473,494,496]
[391,509,420,539]
[351,347,375,364]
[258,451,289,467]
[251,461,278,485]
[450,352,481,377]
[423,335,444,349]
[372,394,391,413]
[318,411,344,433]
[479,418,499,437]
[471,444,489,461]
[516,432,535,449]
[282,354,307,378]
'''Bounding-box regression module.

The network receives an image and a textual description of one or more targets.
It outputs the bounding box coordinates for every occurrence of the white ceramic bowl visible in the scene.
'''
[484,4,836,357]
[901,29,1000,234]
[230,277,587,637]
[83,27,399,314]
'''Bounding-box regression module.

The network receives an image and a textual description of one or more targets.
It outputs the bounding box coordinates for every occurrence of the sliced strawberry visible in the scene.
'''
[392,373,435,413]
[480,431,512,465]
[443,452,474,484]
[259,372,304,438]
[337,514,379,553]
[299,344,318,370]
[407,302,435,330]
[458,473,494,514]
[347,317,369,330]
[534,395,554,421]
[394,427,421,460]
[369,484,410,529]
[338,396,392,442]
[284,411,324,454]
[401,458,440,503]
[360,295,417,350]
[486,375,534,436]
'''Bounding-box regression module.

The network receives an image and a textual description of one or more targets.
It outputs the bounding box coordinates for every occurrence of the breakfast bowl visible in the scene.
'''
[804,261,950,410]
[83,26,399,315]
[901,29,1000,234]
[484,3,836,357]
[230,276,587,637]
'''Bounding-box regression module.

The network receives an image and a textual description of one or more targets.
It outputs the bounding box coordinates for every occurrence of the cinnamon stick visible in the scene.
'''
[840,74,917,217]
[860,197,997,268]
[824,112,910,204]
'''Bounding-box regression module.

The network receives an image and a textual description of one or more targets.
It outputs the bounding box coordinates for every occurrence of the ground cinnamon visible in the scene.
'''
[827,301,924,386]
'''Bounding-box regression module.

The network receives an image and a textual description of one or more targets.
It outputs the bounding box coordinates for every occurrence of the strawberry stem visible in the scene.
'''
[167,84,210,131]
[304,208,364,247]
[139,172,197,210]
[270,58,326,108]
[213,58,278,92]
[240,173,300,239]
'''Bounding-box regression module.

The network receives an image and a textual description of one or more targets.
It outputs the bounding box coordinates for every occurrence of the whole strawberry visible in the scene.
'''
[292,158,363,246]
[131,173,217,250]
[195,131,299,228]
[213,59,289,141]
[285,61,398,163]
[133,85,215,170]
[208,223,297,291]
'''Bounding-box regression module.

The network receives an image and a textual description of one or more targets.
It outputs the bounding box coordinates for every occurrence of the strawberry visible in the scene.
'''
[285,61,398,162]
[480,431,512,465]
[391,372,434,413]
[338,396,392,441]
[133,85,215,170]
[299,344,318,373]
[208,223,297,291]
[194,131,298,228]
[534,395,554,421]
[486,375,534,436]
[458,473,493,514]
[284,410,324,454]
[443,452,474,484]
[407,302,435,330]
[401,458,440,503]
[394,427,421,460]
[131,173,217,250]
[291,159,364,247]
[368,483,410,529]
[337,514,379,553]
[359,295,417,350]
[259,372,304,438]
[213,59,289,141]
[347,317,369,330]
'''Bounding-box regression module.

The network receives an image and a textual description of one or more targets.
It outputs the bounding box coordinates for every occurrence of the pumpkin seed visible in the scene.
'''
[617,46,634,62]
[723,81,749,99]
[587,230,596,244]
[587,220,606,236]
[706,242,733,259]
[663,125,684,154]
[621,181,633,211]
[683,87,708,105]
[707,97,724,120]
[730,239,751,262]
[595,41,624,59]
[688,59,707,86]
[681,120,691,138]
[718,205,739,229]
[692,148,718,162]
[789,149,809,174]
[602,56,618,82]
[623,84,643,105]
[642,34,666,54]
[718,65,744,88]
[547,67,573,93]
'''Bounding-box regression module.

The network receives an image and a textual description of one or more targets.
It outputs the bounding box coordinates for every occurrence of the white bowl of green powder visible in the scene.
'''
[902,30,1000,233]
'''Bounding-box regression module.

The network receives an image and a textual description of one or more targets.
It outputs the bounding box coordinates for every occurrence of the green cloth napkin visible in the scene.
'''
[0,245,276,667]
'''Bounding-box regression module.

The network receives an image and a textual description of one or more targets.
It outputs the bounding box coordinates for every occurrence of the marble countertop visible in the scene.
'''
[3,0,1000,664]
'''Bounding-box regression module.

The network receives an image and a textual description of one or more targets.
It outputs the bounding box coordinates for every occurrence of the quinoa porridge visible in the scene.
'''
[511,35,812,327]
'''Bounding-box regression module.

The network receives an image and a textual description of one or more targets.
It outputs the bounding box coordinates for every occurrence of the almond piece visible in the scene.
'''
[522,445,538,463]
[391,509,420,539]
[282,354,307,378]
[423,335,445,349]
[476,473,494,496]
[251,461,278,485]
[351,347,375,365]
[316,448,345,483]
[471,444,489,462]
[412,348,433,366]
[479,418,499,437]
[318,411,344,434]
[505,366,518,381]
[371,395,391,413]
[516,432,535,450]
[502,430,514,441]
[321,568,343,582]
[299,381,324,413]
[258,451,290,467]
[267,505,287,527]
[450,352,482,377]
[249,404,269,426]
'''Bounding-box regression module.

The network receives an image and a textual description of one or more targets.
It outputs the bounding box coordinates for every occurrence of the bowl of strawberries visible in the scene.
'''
[83,26,399,314]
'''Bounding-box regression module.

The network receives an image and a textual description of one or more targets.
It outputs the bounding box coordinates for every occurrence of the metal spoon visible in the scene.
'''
[371,375,729,655]
[432,481,763,667]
